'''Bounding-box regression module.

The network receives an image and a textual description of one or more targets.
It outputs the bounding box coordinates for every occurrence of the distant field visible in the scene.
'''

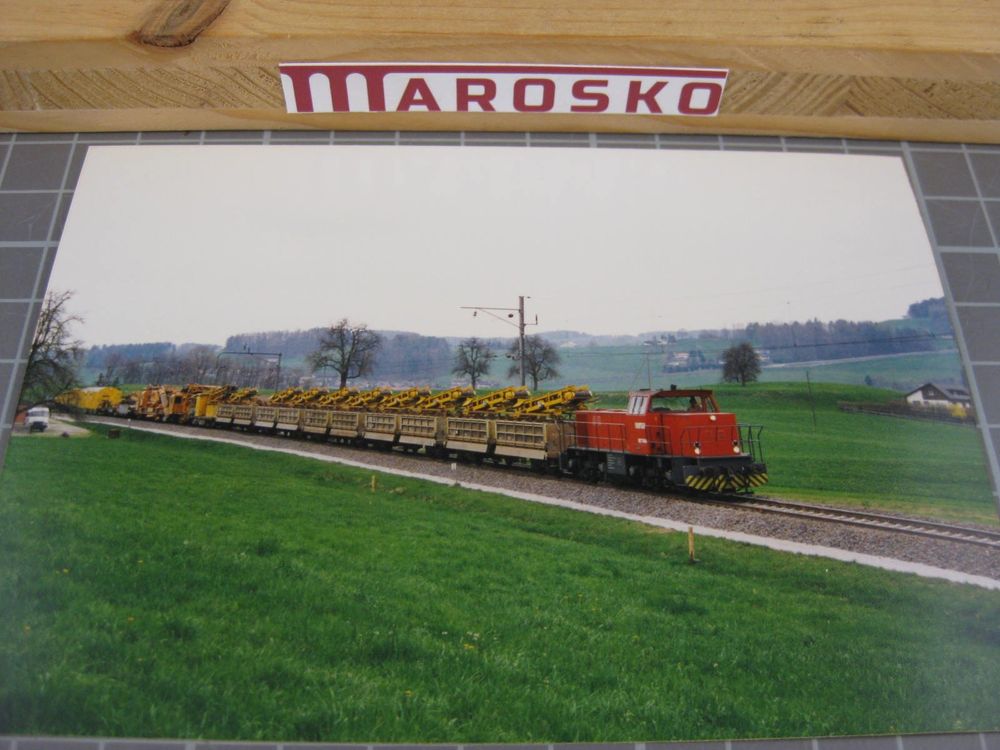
[758,350,965,390]
[596,383,996,526]
[2,428,999,742]
[556,347,965,392]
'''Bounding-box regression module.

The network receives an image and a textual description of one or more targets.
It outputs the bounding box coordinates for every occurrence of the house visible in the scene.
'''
[905,383,973,411]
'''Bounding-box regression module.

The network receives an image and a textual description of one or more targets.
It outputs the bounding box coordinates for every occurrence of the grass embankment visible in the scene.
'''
[596,383,996,526]
[2,426,999,742]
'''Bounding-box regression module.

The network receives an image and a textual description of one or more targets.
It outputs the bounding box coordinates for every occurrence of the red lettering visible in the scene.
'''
[513,78,556,113]
[570,79,610,113]
[456,78,497,112]
[678,82,723,115]
[626,80,667,114]
[396,78,441,111]
[282,67,352,113]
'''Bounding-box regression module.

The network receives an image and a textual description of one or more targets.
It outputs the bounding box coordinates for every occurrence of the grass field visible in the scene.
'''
[2,426,1000,742]
[554,344,964,392]
[594,383,996,526]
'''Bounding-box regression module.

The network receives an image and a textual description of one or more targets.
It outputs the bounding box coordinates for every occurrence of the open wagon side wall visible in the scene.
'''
[494,420,565,461]
[399,414,444,447]
[446,417,494,454]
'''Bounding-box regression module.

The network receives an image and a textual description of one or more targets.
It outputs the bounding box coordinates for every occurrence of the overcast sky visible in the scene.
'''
[52,145,942,347]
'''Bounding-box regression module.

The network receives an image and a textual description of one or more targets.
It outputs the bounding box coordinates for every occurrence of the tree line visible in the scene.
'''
[69,313,562,394]
[743,318,939,364]
[19,291,950,406]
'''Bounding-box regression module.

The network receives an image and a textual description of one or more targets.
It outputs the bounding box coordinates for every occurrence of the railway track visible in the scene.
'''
[703,494,1000,549]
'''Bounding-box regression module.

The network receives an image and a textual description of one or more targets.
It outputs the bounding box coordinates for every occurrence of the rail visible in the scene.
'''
[702,495,1000,550]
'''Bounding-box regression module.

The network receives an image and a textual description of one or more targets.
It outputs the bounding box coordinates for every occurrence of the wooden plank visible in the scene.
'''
[1,0,998,141]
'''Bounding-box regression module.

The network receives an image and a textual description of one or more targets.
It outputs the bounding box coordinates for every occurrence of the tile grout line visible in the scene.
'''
[901,141,1000,516]
[938,246,1000,254]
[0,132,76,441]
[962,142,1000,249]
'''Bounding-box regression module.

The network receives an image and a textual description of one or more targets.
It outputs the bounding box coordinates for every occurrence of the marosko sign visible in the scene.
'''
[279,63,728,116]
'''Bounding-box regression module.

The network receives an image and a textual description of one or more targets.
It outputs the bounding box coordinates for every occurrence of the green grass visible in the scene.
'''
[595,383,996,526]
[551,343,964,392]
[756,350,965,390]
[2,426,1000,742]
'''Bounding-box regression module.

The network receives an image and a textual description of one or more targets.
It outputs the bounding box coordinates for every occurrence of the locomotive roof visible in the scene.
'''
[630,388,715,399]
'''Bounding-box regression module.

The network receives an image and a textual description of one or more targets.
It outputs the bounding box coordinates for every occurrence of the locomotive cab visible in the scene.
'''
[571,387,767,492]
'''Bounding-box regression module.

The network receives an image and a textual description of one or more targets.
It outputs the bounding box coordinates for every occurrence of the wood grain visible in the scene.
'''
[133,0,232,48]
[1,1,999,141]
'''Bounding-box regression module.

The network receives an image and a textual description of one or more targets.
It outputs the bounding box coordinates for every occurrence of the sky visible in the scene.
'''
[52,144,943,347]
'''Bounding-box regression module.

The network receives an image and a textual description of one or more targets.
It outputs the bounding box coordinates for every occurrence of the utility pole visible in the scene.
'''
[460,295,537,386]
[517,295,526,386]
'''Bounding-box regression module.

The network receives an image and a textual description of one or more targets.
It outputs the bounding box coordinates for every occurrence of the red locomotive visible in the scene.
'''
[567,387,766,492]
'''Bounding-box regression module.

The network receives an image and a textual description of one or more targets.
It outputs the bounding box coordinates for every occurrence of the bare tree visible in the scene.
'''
[308,319,382,388]
[117,357,143,385]
[96,350,127,386]
[507,335,561,390]
[180,345,219,383]
[721,342,761,386]
[20,290,84,406]
[452,337,495,390]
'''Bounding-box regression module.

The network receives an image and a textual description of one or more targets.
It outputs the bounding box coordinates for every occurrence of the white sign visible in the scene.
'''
[279,63,728,116]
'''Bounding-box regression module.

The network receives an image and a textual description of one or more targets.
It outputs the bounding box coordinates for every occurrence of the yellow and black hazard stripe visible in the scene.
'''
[685,471,768,492]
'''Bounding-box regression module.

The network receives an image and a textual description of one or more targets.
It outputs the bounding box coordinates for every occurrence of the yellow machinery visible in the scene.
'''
[193,385,238,419]
[341,388,387,410]
[55,386,124,413]
[461,386,530,415]
[510,385,594,418]
[287,388,328,405]
[268,387,303,404]
[224,387,258,403]
[411,386,474,413]
[379,387,431,411]
[313,388,358,408]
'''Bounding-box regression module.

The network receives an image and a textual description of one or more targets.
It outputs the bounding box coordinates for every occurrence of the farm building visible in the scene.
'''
[905,383,973,411]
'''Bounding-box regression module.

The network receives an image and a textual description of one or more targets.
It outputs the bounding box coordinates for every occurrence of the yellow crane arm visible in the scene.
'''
[411,386,475,413]
[461,386,530,414]
[341,388,388,409]
[379,387,432,410]
[510,385,593,417]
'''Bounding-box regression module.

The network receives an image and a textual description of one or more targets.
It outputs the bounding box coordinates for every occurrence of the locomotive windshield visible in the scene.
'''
[627,390,719,414]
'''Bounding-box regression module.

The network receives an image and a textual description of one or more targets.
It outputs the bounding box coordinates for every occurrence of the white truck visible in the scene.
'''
[25,406,50,432]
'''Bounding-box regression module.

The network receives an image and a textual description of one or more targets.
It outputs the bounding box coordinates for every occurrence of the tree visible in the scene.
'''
[20,290,84,406]
[452,337,495,390]
[308,318,382,388]
[721,342,761,386]
[508,335,561,390]
[178,345,219,383]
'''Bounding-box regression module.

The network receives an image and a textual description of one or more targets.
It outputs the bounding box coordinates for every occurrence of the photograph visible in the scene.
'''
[2,142,999,744]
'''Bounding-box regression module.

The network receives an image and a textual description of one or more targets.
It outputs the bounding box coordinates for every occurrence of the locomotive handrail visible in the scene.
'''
[738,424,766,464]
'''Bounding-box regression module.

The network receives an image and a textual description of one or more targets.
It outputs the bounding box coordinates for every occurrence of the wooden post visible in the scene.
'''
[370,474,377,493]
[688,526,696,564]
